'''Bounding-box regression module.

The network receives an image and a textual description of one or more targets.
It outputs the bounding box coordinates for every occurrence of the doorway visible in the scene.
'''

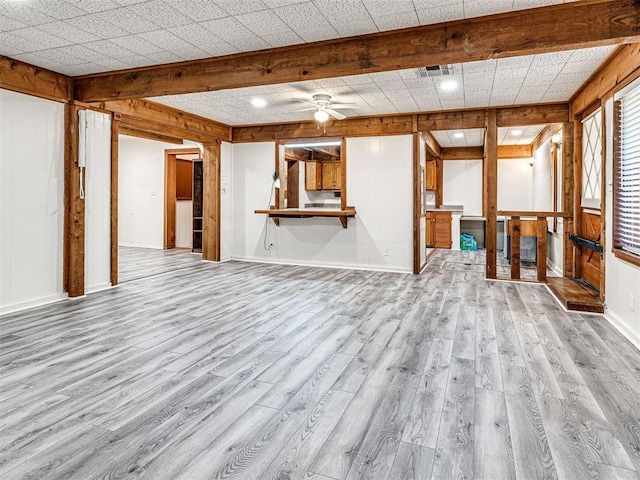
[164,148,201,250]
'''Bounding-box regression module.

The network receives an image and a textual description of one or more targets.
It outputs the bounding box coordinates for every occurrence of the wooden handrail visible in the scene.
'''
[497,211,572,218]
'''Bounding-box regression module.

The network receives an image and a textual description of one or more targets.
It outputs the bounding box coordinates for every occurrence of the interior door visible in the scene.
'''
[287,161,299,208]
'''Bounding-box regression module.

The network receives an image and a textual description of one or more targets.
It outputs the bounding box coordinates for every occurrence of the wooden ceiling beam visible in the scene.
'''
[570,42,640,116]
[99,99,232,143]
[418,110,486,130]
[498,144,533,159]
[118,125,184,145]
[0,55,72,102]
[442,147,484,160]
[422,131,442,157]
[73,0,640,102]
[495,103,569,126]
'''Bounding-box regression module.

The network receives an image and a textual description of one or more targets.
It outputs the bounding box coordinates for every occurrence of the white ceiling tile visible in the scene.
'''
[137,30,208,57]
[273,3,340,41]
[0,31,43,55]
[216,0,269,15]
[38,21,100,43]
[161,0,227,21]
[11,26,74,50]
[362,0,415,16]
[236,9,290,35]
[0,3,56,26]
[33,0,87,19]
[0,15,27,32]
[312,0,377,36]
[371,11,419,31]
[261,0,306,6]
[124,1,194,28]
[463,0,513,18]
[110,35,164,55]
[67,0,121,13]
[416,4,464,25]
[66,13,130,38]
[261,31,305,48]
[169,24,239,56]
[84,39,136,57]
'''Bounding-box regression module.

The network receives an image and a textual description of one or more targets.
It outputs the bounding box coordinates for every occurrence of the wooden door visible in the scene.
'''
[426,160,437,190]
[426,212,433,247]
[432,211,452,249]
[581,211,601,290]
[287,161,299,208]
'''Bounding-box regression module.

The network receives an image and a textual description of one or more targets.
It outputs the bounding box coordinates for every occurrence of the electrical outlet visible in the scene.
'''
[630,294,636,312]
[382,247,390,257]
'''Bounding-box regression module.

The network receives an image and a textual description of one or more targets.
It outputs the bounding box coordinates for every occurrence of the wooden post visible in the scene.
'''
[485,109,498,279]
[511,217,521,280]
[202,141,221,262]
[163,152,177,249]
[565,120,577,278]
[64,103,85,297]
[537,217,548,282]
[110,116,119,286]
[435,157,444,208]
[413,130,421,274]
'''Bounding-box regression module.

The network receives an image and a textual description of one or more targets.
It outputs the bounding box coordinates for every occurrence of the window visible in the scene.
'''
[613,80,640,264]
[582,109,602,209]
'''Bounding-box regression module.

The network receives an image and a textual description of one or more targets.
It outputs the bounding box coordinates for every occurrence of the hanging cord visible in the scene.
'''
[79,167,85,200]
[263,178,276,250]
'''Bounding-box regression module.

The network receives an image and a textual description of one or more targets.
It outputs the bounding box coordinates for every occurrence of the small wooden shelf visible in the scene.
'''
[255,207,357,228]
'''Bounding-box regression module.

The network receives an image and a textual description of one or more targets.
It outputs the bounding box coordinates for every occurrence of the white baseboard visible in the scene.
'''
[118,243,163,249]
[0,293,68,316]
[230,256,412,274]
[546,258,563,277]
[604,309,640,350]
[85,282,114,295]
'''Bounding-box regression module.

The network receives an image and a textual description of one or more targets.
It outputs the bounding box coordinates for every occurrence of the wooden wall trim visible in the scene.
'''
[0,55,72,102]
[498,144,533,159]
[564,121,576,278]
[73,0,640,102]
[64,104,85,297]
[442,147,484,160]
[111,118,119,287]
[97,99,232,143]
[570,43,640,116]
[413,132,421,274]
[202,142,221,262]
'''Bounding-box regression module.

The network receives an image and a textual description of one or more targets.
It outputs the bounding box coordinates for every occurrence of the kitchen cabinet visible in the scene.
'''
[305,161,322,191]
[428,210,452,249]
[426,159,437,191]
[321,162,341,190]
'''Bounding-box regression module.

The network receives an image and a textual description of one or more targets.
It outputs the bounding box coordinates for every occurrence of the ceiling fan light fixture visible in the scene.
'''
[314,109,330,123]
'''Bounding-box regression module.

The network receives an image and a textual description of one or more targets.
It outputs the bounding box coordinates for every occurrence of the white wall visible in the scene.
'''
[0,90,65,314]
[604,97,640,348]
[118,135,178,248]
[498,158,533,211]
[443,160,483,216]
[221,141,233,261]
[533,142,553,211]
[231,136,413,272]
[84,110,112,293]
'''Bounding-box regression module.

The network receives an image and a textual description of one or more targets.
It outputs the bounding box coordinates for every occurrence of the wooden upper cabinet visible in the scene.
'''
[425,160,437,191]
[305,161,322,191]
[322,162,341,190]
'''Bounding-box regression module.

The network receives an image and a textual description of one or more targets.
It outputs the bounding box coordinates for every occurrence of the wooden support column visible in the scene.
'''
[64,104,85,297]
[435,157,444,208]
[110,115,119,286]
[413,116,421,274]
[564,121,577,278]
[202,141,221,262]
[537,217,548,282]
[485,109,498,279]
[511,217,521,280]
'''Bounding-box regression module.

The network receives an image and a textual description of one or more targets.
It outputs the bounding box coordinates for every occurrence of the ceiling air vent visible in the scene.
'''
[417,64,454,77]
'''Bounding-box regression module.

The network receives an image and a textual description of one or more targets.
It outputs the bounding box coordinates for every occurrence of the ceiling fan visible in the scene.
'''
[293,94,357,122]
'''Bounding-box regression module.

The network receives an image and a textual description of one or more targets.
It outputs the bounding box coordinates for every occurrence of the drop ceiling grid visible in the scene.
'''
[429,125,545,148]
[148,45,615,125]
[1,0,580,77]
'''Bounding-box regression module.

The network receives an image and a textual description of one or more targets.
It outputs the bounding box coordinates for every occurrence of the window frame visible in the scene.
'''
[612,77,640,268]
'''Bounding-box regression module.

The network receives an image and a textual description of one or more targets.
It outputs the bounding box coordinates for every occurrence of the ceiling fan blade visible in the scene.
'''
[330,103,358,109]
[298,107,317,111]
[292,97,317,106]
[326,108,346,120]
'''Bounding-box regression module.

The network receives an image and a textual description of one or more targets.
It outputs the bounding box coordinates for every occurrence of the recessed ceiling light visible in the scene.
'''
[511,129,523,136]
[251,97,267,108]
[440,79,458,92]
[453,132,465,139]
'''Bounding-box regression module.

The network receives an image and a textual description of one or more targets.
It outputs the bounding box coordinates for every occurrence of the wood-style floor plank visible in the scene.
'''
[0,247,639,480]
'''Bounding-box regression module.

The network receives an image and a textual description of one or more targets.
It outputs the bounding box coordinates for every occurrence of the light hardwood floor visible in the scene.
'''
[1,249,639,479]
